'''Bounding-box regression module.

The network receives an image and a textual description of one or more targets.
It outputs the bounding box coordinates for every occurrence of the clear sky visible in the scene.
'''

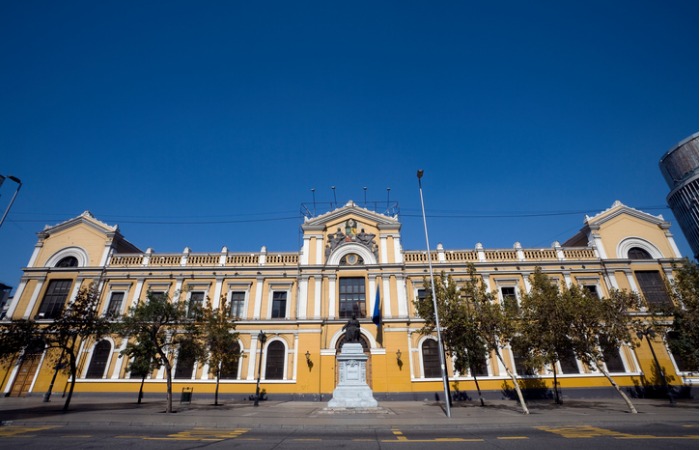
[0,1,697,289]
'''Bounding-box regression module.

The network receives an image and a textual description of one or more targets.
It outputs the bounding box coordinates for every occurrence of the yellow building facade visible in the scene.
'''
[1,200,696,400]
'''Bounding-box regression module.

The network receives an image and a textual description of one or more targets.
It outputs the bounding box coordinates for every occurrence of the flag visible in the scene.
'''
[372,286,381,327]
[372,286,383,346]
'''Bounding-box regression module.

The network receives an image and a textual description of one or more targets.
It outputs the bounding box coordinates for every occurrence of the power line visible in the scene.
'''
[6,205,671,225]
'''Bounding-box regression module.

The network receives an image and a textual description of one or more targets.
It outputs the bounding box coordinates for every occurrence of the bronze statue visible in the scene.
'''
[342,315,361,343]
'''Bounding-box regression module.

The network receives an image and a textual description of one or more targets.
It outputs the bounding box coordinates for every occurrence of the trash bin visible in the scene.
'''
[180,387,193,404]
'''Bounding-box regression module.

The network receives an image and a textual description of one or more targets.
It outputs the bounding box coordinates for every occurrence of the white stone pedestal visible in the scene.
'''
[327,343,378,408]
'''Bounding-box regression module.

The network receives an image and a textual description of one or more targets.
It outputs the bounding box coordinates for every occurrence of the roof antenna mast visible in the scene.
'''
[310,188,316,216]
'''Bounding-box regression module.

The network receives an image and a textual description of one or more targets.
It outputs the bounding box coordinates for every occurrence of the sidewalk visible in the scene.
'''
[0,394,697,430]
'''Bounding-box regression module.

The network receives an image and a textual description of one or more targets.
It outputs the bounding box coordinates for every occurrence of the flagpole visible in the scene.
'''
[416,169,452,418]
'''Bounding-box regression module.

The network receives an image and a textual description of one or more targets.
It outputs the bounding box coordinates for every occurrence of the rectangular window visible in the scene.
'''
[339,277,366,318]
[230,291,246,319]
[414,288,428,317]
[106,292,124,317]
[148,291,167,301]
[187,292,205,318]
[38,279,72,319]
[500,287,518,313]
[635,271,672,309]
[271,291,287,318]
[583,285,599,298]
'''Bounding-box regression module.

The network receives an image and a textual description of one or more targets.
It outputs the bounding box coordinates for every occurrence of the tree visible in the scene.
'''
[2,286,108,410]
[0,319,37,363]
[0,319,39,392]
[0,285,109,411]
[518,268,576,404]
[48,285,110,410]
[202,296,240,406]
[120,338,160,404]
[414,267,529,414]
[666,259,699,371]
[467,268,530,414]
[414,272,489,406]
[567,287,641,413]
[116,291,204,413]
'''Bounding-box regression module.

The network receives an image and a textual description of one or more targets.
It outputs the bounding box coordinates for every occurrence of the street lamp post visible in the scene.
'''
[417,170,452,418]
[637,326,675,405]
[254,330,267,406]
[0,175,22,229]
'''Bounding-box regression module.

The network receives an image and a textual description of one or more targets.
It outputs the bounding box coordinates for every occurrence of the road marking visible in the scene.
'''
[117,428,249,441]
[0,425,59,437]
[537,425,699,440]
[383,428,482,443]
[498,436,529,440]
[616,435,698,440]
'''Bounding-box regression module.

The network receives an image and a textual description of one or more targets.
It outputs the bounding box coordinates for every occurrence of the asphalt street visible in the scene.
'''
[0,394,697,449]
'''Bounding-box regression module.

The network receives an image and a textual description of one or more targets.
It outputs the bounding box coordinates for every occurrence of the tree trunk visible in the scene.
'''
[594,361,637,414]
[552,362,561,404]
[472,371,485,406]
[138,376,145,404]
[164,361,173,413]
[495,349,529,414]
[214,365,221,406]
[63,353,77,411]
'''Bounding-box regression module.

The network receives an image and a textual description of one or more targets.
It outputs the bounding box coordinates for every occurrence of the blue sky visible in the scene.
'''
[0,1,697,289]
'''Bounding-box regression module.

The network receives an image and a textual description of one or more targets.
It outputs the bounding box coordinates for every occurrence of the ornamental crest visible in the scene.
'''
[326,219,378,257]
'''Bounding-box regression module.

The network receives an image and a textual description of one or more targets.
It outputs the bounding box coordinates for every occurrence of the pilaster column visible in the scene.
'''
[328,275,337,319]
[313,277,322,319]
[212,276,224,309]
[22,281,44,319]
[253,277,264,319]
[396,275,408,318]
[297,276,309,319]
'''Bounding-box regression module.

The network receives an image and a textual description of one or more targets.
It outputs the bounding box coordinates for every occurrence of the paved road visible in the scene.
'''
[0,421,697,449]
[0,394,697,449]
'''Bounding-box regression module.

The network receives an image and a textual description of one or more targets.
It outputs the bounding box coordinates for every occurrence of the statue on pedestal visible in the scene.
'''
[342,315,361,343]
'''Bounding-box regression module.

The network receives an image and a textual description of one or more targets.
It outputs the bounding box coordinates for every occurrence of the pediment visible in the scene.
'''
[584,201,670,229]
[302,200,400,230]
[39,211,141,253]
[40,211,118,237]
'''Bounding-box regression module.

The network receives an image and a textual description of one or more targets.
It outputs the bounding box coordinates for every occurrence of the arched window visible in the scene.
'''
[421,339,441,378]
[558,342,580,374]
[666,331,696,373]
[628,247,652,259]
[510,337,534,376]
[265,341,285,380]
[470,353,489,377]
[174,341,197,379]
[600,336,626,373]
[56,256,79,268]
[86,340,112,379]
[219,343,241,379]
[340,253,364,266]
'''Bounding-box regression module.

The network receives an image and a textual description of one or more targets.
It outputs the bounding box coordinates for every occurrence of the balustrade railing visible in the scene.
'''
[109,246,598,268]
